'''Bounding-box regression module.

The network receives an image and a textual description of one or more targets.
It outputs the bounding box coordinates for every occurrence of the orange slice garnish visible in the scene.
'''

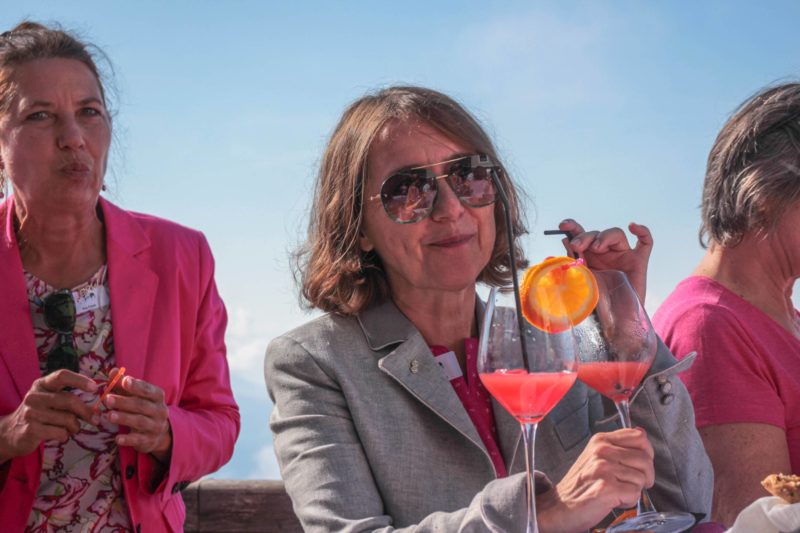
[520,256,599,333]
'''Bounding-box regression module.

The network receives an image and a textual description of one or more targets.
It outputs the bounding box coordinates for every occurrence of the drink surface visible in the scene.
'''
[479,369,577,424]
[577,361,650,402]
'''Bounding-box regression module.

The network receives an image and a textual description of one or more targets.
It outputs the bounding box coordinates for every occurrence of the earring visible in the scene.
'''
[0,168,6,199]
[101,182,107,192]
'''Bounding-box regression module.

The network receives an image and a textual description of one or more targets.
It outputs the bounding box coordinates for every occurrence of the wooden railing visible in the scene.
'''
[182,479,302,532]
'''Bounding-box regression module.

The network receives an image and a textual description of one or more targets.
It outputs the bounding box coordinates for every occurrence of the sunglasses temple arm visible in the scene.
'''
[490,170,530,372]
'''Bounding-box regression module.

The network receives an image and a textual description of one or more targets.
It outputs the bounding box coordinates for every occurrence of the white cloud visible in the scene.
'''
[225,302,318,387]
[455,8,624,109]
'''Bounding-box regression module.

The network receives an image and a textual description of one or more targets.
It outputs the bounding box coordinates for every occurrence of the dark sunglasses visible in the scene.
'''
[369,154,499,224]
[40,290,80,375]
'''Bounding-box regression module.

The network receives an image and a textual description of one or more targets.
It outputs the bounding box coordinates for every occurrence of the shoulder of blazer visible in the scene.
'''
[99,197,210,260]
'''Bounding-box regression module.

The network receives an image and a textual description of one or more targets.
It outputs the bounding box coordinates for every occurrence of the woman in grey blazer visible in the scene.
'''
[265,86,712,532]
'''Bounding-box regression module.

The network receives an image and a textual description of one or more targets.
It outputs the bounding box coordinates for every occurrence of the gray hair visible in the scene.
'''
[701,82,800,247]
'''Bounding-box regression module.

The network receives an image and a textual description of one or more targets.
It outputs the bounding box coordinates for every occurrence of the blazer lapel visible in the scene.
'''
[100,199,158,382]
[359,300,486,453]
[0,199,40,399]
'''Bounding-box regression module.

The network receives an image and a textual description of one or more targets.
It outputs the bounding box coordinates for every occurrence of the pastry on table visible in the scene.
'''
[762,473,800,504]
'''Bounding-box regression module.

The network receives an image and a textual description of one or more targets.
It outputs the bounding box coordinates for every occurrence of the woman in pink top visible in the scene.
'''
[0,22,239,531]
[653,82,800,526]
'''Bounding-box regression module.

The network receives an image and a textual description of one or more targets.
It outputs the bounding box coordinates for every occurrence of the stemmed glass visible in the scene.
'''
[478,286,579,533]
[574,269,695,533]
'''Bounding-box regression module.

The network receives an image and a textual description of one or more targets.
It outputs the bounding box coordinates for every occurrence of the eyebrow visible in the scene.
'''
[22,96,104,109]
[78,97,104,107]
[384,152,473,179]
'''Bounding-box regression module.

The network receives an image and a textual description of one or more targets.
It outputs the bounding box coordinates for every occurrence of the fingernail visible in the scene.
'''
[106,396,115,408]
[570,237,581,246]
[109,412,118,422]
[91,415,100,426]
[561,218,574,225]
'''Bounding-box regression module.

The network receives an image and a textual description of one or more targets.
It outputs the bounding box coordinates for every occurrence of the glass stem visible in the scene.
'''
[521,422,539,533]
[614,399,657,515]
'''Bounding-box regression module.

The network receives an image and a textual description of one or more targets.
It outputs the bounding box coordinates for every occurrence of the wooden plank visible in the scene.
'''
[183,479,302,533]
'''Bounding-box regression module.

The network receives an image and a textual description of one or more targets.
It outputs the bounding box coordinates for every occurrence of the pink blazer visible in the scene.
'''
[0,197,240,532]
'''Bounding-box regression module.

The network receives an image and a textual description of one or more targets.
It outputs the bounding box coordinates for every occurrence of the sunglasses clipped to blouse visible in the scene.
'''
[369,154,500,224]
[36,289,80,375]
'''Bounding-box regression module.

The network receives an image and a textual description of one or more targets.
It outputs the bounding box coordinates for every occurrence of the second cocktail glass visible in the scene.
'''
[575,269,695,533]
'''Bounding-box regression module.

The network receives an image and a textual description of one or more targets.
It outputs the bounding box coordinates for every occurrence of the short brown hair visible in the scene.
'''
[294,86,529,315]
[0,21,111,116]
[701,82,800,247]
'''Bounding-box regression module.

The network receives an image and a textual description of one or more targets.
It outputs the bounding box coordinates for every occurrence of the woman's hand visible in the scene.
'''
[0,370,98,463]
[102,372,172,463]
[537,428,655,533]
[558,219,653,303]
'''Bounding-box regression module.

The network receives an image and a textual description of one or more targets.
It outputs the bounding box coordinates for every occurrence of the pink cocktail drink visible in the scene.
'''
[577,361,650,402]
[480,369,577,424]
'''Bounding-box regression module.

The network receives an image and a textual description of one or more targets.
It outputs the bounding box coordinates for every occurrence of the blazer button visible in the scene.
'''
[656,375,668,385]
[659,380,673,394]
[660,393,675,406]
[125,465,135,479]
[136,524,141,533]
[409,360,419,374]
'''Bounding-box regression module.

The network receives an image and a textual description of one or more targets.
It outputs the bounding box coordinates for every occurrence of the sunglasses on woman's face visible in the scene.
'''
[42,290,80,375]
[369,154,499,224]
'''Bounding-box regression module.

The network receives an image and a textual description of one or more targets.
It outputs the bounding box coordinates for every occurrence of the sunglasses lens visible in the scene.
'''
[381,172,437,223]
[450,161,497,206]
[45,338,80,375]
[43,291,76,333]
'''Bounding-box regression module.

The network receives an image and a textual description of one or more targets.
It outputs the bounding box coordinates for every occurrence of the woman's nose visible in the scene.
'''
[430,176,465,222]
[56,118,86,150]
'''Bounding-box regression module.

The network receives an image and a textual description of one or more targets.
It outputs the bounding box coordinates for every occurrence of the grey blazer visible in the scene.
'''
[264,299,713,532]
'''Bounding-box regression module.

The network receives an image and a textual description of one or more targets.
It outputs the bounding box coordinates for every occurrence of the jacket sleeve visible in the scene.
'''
[627,338,714,519]
[146,234,241,501]
[264,333,532,533]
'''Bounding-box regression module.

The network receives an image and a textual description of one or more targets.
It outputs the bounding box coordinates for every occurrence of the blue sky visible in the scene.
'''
[3,1,799,480]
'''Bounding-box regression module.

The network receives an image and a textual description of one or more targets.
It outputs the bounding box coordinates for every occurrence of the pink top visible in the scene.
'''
[429,338,507,478]
[653,276,800,472]
[25,266,131,532]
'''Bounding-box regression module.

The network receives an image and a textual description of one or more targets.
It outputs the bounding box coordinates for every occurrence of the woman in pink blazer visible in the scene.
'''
[0,22,239,532]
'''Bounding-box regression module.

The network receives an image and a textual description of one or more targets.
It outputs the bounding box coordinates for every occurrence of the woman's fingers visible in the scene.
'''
[104,393,163,420]
[23,419,72,444]
[559,428,655,501]
[559,218,586,236]
[102,376,171,456]
[108,410,164,435]
[590,438,655,488]
[540,429,656,531]
[37,369,98,394]
[629,222,653,253]
[27,386,95,423]
[22,401,83,435]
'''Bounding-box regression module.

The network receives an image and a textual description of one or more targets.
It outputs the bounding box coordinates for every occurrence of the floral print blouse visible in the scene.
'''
[25,266,131,532]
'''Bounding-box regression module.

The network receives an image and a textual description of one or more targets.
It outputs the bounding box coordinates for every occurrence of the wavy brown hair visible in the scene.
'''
[294,86,529,315]
[0,21,111,116]
[701,82,800,247]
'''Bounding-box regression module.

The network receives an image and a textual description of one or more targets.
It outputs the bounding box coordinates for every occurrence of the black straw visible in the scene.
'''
[490,170,530,372]
[543,229,578,259]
